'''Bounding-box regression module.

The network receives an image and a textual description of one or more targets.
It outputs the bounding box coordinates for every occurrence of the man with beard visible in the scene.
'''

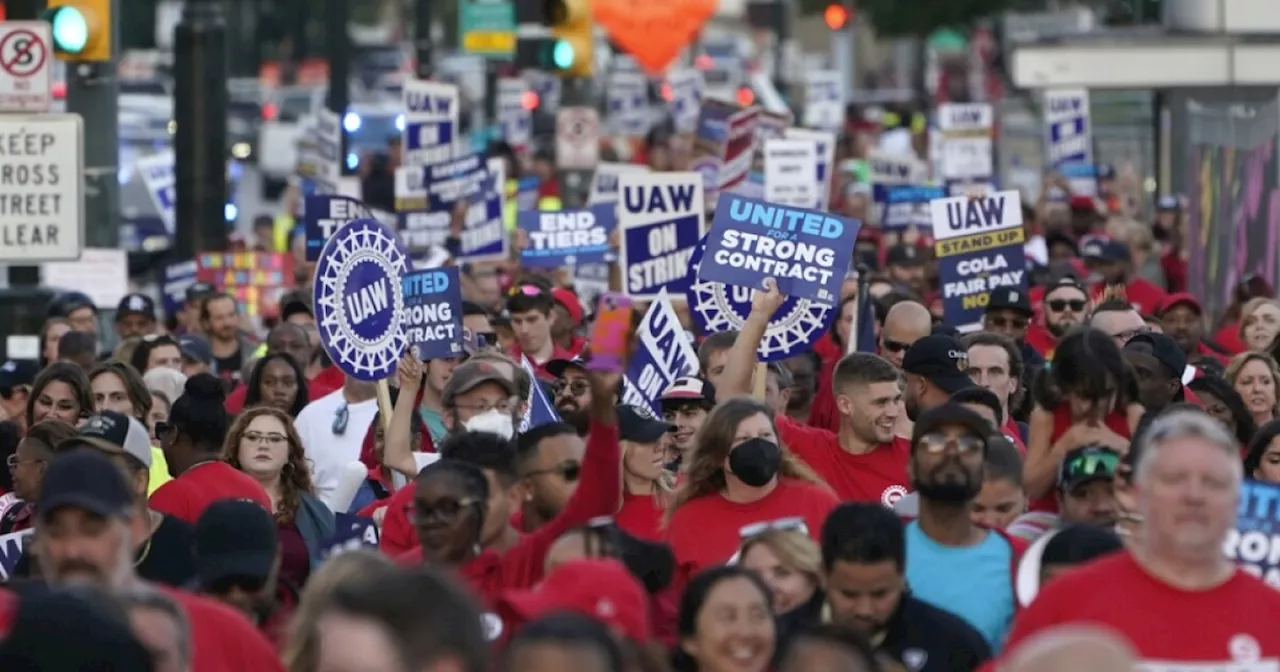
[547,357,591,436]
[902,335,974,421]
[194,499,296,648]
[658,377,715,465]
[821,502,991,672]
[1035,276,1092,358]
[981,288,1043,373]
[1158,293,1228,365]
[903,404,1023,650]
[200,292,258,386]
[515,422,586,532]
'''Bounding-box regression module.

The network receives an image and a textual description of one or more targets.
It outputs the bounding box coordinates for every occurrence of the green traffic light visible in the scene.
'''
[49,7,90,53]
[552,40,575,69]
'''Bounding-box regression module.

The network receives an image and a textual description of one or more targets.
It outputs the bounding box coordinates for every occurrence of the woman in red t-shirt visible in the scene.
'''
[1024,328,1142,513]
[613,427,674,541]
[665,398,838,585]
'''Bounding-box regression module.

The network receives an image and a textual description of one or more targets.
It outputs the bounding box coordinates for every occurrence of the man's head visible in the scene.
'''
[516,423,585,526]
[547,358,590,436]
[200,293,240,343]
[697,331,739,390]
[266,322,314,370]
[114,294,157,340]
[441,360,521,439]
[764,363,793,416]
[1123,332,1186,412]
[950,386,1004,429]
[908,404,990,504]
[782,352,821,414]
[660,377,716,454]
[550,288,582,342]
[878,301,932,368]
[982,287,1033,343]
[34,449,137,590]
[176,334,214,377]
[181,282,215,331]
[833,353,902,446]
[971,435,1025,530]
[1057,444,1120,528]
[901,335,973,421]
[1080,239,1131,285]
[462,301,496,348]
[58,330,99,372]
[438,431,523,548]
[66,410,156,500]
[1043,277,1091,338]
[885,244,925,292]
[963,332,1021,419]
[820,502,906,638]
[1158,293,1205,355]
[52,291,99,339]
[1090,300,1148,347]
[506,284,555,356]
[194,499,280,624]
[413,459,491,564]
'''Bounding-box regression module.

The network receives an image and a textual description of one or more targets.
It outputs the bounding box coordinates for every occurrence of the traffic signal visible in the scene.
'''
[824,3,850,30]
[42,0,111,62]
[545,0,593,77]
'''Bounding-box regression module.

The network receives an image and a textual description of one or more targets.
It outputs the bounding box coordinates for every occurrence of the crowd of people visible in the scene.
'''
[0,118,1278,671]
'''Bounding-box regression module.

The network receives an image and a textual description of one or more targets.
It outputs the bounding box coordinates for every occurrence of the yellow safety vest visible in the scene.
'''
[148,446,172,495]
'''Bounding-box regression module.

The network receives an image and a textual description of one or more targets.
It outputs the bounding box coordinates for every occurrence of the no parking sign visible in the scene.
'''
[314,218,411,381]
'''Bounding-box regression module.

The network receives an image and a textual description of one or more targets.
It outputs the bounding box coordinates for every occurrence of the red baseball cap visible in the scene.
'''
[501,559,650,642]
[1158,292,1202,316]
[551,287,584,326]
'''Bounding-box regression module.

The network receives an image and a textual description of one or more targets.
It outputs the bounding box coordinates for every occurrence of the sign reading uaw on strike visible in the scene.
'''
[618,172,704,299]
[929,190,1027,331]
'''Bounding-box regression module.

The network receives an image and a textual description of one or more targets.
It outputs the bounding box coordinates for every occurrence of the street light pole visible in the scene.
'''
[174,0,229,257]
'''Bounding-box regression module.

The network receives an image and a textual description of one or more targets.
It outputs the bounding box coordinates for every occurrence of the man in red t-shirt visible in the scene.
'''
[1159,293,1229,366]
[1005,410,1280,665]
[1080,239,1167,316]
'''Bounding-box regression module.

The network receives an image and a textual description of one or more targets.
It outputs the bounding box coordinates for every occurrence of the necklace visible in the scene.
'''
[134,510,161,567]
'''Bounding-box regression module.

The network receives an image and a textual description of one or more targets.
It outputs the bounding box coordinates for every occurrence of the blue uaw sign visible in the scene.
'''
[304,195,371,261]
[314,219,411,381]
[1229,480,1280,588]
[687,236,835,362]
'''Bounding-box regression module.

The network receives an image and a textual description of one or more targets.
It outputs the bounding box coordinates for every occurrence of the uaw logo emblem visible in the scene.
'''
[687,236,835,363]
[313,218,411,381]
[880,485,908,508]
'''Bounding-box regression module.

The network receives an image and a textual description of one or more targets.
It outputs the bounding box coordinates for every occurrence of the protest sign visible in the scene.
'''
[196,252,293,317]
[618,172,704,300]
[395,166,428,212]
[496,77,531,151]
[298,109,342,193]
[573,263,610,308]
[691,99,759,209]
[607,71,649,137]
[588,163,649,205]
[742,110,793,199]
[395,164,450,253]
[784,128,835,212]
[403,79,458,167]
[619,288,699,416]
[518,205,615,268]
[1228,480,1280,588]
[872,184,946,230]
[402,267,463,361]
[1043,88,1096,196]
[701,194,858,304]
[457,174,506,262]
[519,356,562,433]
[1059,162,1098,198]
[423,153,488,212]
[0,529,31,580]
[667,68,704,133]
[314,219,411,381]
[304,195,370,261]
[688,236,836,362]
[135,150,176,232]
[161,260,197,317]
[867,152,925,185]
[321,513,380,559]
[937,103,994,181]
[930,190,1027,331]
[802,70,844,131]
[764,139,819,208]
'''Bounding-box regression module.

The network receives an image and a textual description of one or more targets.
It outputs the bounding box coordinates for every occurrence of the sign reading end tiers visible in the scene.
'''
[0,115,83,261]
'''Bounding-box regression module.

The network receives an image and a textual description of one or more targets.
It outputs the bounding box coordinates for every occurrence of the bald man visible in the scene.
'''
[879,301,933,369]
[1003,625,1137,672]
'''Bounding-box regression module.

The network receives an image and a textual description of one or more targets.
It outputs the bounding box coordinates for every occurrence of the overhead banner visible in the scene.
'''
[402,267,464,361]
[518,206,616,268]
[496,78,532,151]
[618,172,704,299]
[930,190,1027,331]
[937,103,994,182]
[403,80,458,167]
[607,72,650,137]
[802,70,844,131]
[763,139,819,209]
[619,288,699,416]
[135,150,176,233]
[785,128,835,212]
[1043,88,1096,196]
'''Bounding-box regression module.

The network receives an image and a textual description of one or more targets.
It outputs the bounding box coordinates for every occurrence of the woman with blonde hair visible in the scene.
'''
[614,411,677,541]
[1226,351,1280,426]
[282,549,397,672]
[738,524,825,660]
[1239,297,1280,352]
[665,397,837,583]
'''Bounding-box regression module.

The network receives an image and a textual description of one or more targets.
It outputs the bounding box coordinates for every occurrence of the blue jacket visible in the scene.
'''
[295,492,337,569]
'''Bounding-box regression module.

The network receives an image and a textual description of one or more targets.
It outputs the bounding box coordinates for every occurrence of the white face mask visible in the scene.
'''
[464,409,515,440]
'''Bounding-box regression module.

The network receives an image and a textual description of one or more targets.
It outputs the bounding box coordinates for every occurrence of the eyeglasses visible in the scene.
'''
[6,455,42,468]
[555,379,589,397]
[881,338,912,354]
[525,461,582,482]
[738,517,808,541]
[242,431,287,446]
[1059,448,1120,484]
[916,433,986,454]
[409,496,479,523]
[1047,299,1088,313]
[986,316,1028,329]
[454,399,513,414]
[332,402,349,436]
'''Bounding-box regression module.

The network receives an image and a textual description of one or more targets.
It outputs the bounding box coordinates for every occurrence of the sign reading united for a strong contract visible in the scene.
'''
[0,114,83,262]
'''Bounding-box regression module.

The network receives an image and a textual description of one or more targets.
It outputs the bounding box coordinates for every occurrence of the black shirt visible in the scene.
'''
[881,594,991,672]
[215,346,244,386]
[136,514,196,588]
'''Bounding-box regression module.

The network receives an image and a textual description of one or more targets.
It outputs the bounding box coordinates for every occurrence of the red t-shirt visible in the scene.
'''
[1003,418,1028,455]
[1213,322,1247,356]
[1027,404,1131,513]
[163,588,286,672]
[776,414,911,506]
[224,370,340,416]
[665,478,838,583]
[614,491,666,541]
[1092,277,1167,317]
[148,462,273,524]
[1004,552,1280,666]
[807,356,840,433]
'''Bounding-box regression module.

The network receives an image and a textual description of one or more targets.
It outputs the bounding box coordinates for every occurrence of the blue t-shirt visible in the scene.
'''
[905,520,1015,651]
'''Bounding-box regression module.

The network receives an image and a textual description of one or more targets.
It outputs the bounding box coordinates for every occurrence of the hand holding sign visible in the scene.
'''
[397,352,425,392]
[751,278,786,317]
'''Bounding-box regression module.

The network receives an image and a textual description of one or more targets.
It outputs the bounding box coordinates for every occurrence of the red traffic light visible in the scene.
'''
[824,3,850,30]
[736,87,755,107]
[521,91,541,110]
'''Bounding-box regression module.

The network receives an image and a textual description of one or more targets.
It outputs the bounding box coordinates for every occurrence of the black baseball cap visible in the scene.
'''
[36,450,134,522]
[48,291,95,319]
[1058,444,1120,492]
[185,282,216,304]
[986,287,1033,317]
[177,334,214,366]
[0,360,38,393]
[545,357,587,379]
[617,405,675,443]
[0,589,153,669]
[280,294,313,322]
[115,293,157,322]
[194,499,278,589]
[1081,239,1130,263]
[910,403,992,449]
[1124,332,1187,380]
[886,244,923,266]
[902,335,974,394]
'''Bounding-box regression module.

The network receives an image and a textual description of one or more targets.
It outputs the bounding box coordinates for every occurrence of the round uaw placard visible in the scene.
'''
[314,218,411,381]
[687,235,835,362]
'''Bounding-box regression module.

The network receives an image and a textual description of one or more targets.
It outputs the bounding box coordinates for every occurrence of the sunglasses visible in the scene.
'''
[525,461,582,482]
[555,379,589,396]
[1047,299,1088,313]
[1059,448,1120,484]
[881,338,912,354]
[986,316,1028,329]
[738,517,808,541]
[332,402,349,436]
[916,432,985,454]
[410,496,479,523]
[509,284,544,298]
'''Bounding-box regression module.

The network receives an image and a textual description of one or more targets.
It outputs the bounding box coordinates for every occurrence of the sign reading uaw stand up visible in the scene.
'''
[314,218,411,381]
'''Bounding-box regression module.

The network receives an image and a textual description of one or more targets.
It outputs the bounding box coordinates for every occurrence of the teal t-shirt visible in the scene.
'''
[905,520,1015,652]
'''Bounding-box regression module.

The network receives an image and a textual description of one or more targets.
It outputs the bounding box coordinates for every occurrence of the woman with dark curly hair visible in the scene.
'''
[242,353,309,418]
[223,406,335,587]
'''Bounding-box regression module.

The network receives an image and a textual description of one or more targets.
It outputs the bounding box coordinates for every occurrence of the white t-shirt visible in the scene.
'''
[294,389,379,503]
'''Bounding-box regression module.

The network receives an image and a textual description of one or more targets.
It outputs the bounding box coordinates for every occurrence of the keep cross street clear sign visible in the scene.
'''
[0,115,83,261]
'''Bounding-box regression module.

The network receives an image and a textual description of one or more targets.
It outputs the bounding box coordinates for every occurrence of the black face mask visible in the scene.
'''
[728,438,781,487]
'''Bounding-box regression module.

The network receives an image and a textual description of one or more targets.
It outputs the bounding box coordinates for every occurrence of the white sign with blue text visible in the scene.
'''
[403,79,458,167]
[763,139,819,209]
[802,70,844,131]
[135,150,176,233]
[937,103,994,181]
[1043,88,1096,196]
[929,190,1026,331]
[784,128,836,212]
[588,163,649,205]
[607,71,650,137]
[620,288,700,416]
[618,172,704,300]
[496,77,531,150]
[667,68,704,134]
